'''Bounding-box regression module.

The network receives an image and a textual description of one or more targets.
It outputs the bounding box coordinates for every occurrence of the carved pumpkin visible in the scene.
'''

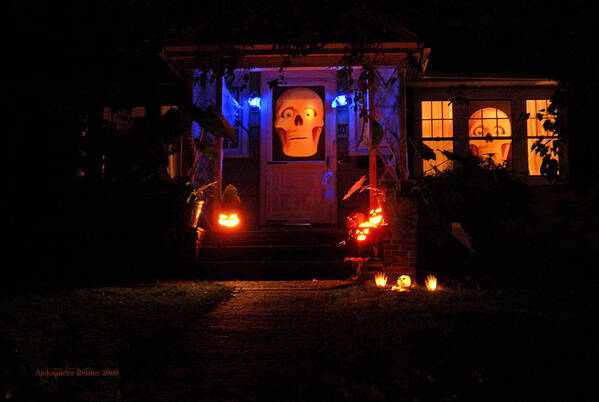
[218,213,240,228]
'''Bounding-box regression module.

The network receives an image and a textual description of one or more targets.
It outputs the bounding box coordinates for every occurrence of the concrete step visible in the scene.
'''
[196,259,354,280]
[205,227,347,246]
[198,243,347,261]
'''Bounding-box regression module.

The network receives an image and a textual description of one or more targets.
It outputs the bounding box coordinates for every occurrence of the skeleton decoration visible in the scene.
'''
[468,108,512,164]
[274,88,324,157]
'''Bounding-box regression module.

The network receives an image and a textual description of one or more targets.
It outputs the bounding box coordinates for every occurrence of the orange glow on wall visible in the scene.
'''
[218,213,240,228]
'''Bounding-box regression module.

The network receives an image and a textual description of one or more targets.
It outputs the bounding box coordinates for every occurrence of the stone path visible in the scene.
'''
[189,280,359,401]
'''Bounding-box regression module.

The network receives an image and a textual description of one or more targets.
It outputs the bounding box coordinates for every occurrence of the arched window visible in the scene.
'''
[468,107,512,166]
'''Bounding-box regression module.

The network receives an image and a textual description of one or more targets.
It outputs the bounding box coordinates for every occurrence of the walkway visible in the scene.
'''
[190,280,359,401]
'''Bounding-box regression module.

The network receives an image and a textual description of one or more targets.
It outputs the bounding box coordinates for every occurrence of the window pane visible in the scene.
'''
[423,140,453,175]
[421,101,431,120]
[527,118,537,137]
[422,120,432,138]
[161,105,178,115]
[528,138,559,175]
[443,101,453,119]
[469,139,512,166]
[496,118,511,136]
[432,120,443,138]
[432,101,443,119]
[132,107,145,118]
[526,100,535,115]
[443,119,453,138]
[482,108,497,119]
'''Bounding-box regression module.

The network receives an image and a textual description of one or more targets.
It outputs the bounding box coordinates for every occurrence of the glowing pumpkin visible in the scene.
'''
[368,208,383,226]
[397,275,412,288]
[355,222,375,242]
[374,272,388,288]
[218,213,240,228]
[425,275,437,291]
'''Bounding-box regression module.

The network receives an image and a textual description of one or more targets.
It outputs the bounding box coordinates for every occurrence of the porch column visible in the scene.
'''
[398,68,409,182]
[368,75,377,210]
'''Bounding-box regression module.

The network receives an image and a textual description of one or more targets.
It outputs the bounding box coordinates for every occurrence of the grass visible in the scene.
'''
[2,280,598,401]
[0,281,232,401]
[257,283,599,401]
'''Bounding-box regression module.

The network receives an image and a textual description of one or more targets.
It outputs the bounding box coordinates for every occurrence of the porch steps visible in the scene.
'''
[196,227,354,280]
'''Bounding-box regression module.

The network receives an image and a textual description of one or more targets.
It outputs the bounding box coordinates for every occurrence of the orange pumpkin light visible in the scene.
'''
[425,275,438,291]
[391,275,412,291]
[368,208,383,226]
[218,213,240,228]
[355,221,374,242]
[374,272,388,288]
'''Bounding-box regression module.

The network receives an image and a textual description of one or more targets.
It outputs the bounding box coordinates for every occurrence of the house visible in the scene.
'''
[99,32,561,279]
[160,36,561,229]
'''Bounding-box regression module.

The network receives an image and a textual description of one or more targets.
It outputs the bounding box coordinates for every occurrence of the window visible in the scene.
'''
[103,106,145,132]
[192,73,249,158]
[526,99,558,176]
[468,107,511,166]
[421,100,453,175]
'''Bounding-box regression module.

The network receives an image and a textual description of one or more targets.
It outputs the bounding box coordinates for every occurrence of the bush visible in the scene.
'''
[415,157,538,286]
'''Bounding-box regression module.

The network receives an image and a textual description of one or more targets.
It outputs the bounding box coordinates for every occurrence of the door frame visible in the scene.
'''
[259,69,338,225]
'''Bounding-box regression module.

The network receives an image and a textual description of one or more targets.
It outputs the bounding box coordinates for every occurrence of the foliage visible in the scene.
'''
[413,154,537,283]
[529,90,566,182]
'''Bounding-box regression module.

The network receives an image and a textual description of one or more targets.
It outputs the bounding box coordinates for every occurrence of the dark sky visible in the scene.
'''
[12,0,598,84]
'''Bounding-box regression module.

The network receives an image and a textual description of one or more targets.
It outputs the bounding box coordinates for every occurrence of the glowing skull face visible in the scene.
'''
[469,108,511,140]
[274,88,324,157]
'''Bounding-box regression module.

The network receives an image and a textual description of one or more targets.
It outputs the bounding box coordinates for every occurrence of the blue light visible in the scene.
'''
[248,96,261,109]
[331,94,348,109]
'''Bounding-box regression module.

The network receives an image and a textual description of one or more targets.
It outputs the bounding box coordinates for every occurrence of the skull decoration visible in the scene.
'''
[274,87,324,157]
[468,108,511,139]
[468,108,512,164]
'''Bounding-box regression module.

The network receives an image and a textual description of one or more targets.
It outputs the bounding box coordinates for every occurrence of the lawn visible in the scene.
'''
[0,282,232,401]
[269,283,599,401]
[2,280,598,401]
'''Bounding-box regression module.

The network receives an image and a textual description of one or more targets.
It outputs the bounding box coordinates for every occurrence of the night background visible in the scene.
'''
[5,0,599,400]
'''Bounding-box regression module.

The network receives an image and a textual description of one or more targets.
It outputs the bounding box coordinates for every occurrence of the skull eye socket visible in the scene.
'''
[281,107,294,119]
[494,126,505,136]
[472,126,483,136]
[304,108,316,118]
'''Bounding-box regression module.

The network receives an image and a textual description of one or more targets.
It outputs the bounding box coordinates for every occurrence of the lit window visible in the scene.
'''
[468,107,511,167]
[421,101,453,175]
[161,105,178,115]
[103,106,145,132]
[526,99,559,176]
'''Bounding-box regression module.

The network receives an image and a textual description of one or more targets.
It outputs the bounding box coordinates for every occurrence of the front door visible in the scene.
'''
[261,71,337,224]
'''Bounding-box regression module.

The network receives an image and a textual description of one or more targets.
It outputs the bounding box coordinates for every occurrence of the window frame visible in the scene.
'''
[526,99,559,176]
[420,100,454,175]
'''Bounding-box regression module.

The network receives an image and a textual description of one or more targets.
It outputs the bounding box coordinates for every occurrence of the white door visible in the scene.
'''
[260,70,337,224]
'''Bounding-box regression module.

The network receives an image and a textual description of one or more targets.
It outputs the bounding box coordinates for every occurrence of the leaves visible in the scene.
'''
[420,142,437,161]
[187,104,236,144]
[540,156,559,182]
[343,176,367,200]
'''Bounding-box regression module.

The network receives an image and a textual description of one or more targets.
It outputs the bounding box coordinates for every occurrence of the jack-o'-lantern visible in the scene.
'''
[218,213,240,228]
[274,88,324,157]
